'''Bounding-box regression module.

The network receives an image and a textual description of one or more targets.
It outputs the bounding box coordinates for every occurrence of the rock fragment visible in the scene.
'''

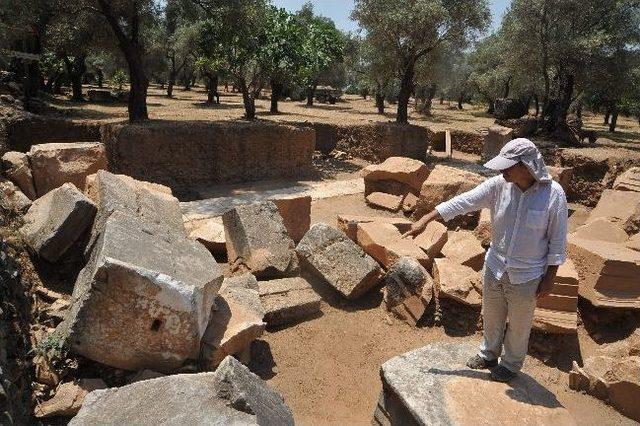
[483,125,514,160]
[382,257,433,326]
[365,191,404,212]
[474,208,492,247]
[271,195,311,243]
[1,150,36,199]
[613,167,640,192]
[432,258,482,306]
[223,201,299,279]
[414,165,485,214]
[572,217,629,243]
[258,277,321,327]
[186,217,226,256]
[34,379,107,418]
[0,178,31,212]
[533,259,579,334]
[336,214,412,241]
[29,142,107,197]
[441,230,485,271]
[402,193,419,213]
[356,222,430,269]
[547,166,574,194]
[587,189,640,228]
[362,156,429,195]
[296,223,382,299]
[413,221,448,258]
[20,183,96,262]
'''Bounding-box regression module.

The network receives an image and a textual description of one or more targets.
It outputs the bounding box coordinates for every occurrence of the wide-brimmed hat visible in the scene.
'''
[484,138,551,181]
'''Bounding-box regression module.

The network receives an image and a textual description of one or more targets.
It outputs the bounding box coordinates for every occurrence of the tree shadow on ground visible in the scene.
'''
[191,102,244,110]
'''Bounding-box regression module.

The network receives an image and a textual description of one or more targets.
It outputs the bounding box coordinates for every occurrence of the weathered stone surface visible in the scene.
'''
[186,217,226,256]
[375,342,575,426]
[59,211,223,372]
[483,125,514,160]
[570,333,640,422]
[587,189,640,228]
[362,157,429,194]
[20,183,96,262]
[365,192,404,212]
[223,201,299,279]
[412,221,448,259]
[402,193,419,213]
[613,167,640,192]
[2,150,36,199]
[336,214,412,241]
[84,171,173,202]
[415,165,485,214]
[271,195,311,243]
[548,166,574,194]
[568,236,640,309]
[441,231,485,271]
[258,277,321,327]
[627,233,640,252]
[357,222,430,269]
[432,258,482,306]
[35,379,106,418]
[572,217,629,243]
[0,178,31,212]
[296,223,382,299]
[533,259,579,334]
[201,278,265,370]
[474,208,492,247]
[567,205,592,233]
[127,370,164,384]
[29,142,107,197]
[71,357,294,425]
[383,257,433,326]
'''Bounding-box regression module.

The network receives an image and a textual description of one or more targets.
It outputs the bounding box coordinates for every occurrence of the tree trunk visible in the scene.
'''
[270,78,281,113]
[96,69,104,88]
[439,96,444,105]
[167,69,176,97]
[534,94,539,116]
[375,88,385,114]
[65,55,86,101]
[609,105,619,132]
[503,77,511,98]
[239,79,256,119]
[206,74,219,104]
[604,107,611,124]
[306,85,316,106]
[576,104,582,119]
[128,58,149,122]
[457,93,464,110]
[396,58,416,124]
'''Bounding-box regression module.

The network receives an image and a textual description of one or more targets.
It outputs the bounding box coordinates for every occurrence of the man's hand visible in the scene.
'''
[401,210,442,238]
[536,265,559,300]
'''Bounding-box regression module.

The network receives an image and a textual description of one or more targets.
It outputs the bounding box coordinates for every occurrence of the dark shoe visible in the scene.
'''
[491,365,517,382]
[466,355,498,370]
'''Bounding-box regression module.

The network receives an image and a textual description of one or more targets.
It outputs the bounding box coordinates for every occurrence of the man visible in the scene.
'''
[404,138,568,382]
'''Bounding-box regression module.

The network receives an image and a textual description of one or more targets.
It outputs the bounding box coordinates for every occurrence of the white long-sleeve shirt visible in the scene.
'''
[435,175,568,284]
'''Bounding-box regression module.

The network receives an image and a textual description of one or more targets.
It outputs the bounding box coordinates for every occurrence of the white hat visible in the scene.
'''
[484,138,551,181]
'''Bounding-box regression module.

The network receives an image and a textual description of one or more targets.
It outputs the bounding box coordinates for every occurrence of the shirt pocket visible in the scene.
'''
[526,209,548,230]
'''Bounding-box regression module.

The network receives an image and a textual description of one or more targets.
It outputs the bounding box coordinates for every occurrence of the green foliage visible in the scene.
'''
[31,333,68,362]
[260,6,305,84]
[111,69,128,91]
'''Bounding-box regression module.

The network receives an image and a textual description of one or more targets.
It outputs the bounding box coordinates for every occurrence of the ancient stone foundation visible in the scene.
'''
[102,121,316,197]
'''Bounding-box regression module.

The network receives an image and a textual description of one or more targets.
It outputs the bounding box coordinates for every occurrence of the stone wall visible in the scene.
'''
[428,129,484,155]
[0,108,100,154]
[102,120,315,198]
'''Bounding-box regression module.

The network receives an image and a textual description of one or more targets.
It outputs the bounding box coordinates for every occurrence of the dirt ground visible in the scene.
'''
[247,193,637,426]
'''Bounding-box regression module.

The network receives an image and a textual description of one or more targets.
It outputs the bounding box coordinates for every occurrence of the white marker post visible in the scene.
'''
[445,129,452,158]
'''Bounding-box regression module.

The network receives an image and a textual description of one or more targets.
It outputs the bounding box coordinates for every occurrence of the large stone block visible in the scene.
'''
[223,201,299,279]
[271,195,311,243]
[0,178,31,212]
[296,223,382,299]
[613,167,640,192]
[1,150,36,199]
[572,217,629,243]
[374,342,575,425]
[336,214,412,241]
[102,121,315,196]
[412,221,448,259]
[365,192,404,212]
[29,142,107,197]
[59,211,223,372]
[483,125,513,160]
[201,277,265,370]
[441,230,485,271]
[548,166,574,194]
[415,165,486,214]
[432,258,482,306]
[185,217,226,257]
[35,379,106,418]
[587,189,640,229]
[362,156,429,195]
[20,183,96,262]
[382,257,433,326]
[258,277,321,327]
[70,356,294,425]
[568,236,640,309]
[356,222,430,269]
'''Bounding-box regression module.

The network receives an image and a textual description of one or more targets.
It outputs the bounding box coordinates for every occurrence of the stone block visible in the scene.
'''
[383,257,433,326]
[483,125,514,160]
[441,231,485,271]
[567,205,591,233]
[587,189,640,228]
[365,192,404,212]
[412,221,448,259]
[432,258,482,306]
[0,178,31,212]
[258,277,321,327]
[70,357,294,425]
[548,166,574,194]
[59,211,223,373]
[29,142,107,197]
[20,183,96,262]
[186,217,226,256]
[568,236,640,309]
[374,342,575,425]
[271,195,311,243]
[34,379,106,418]
[296,223,382,299]
[362,157,429,194]
[201,279,265,370]
[84,171,173,202]
[627,233,640,252]
[87,89,114,103]
[336,214,412,241]
[474,208,492,247]
[572,217,629,243]
[415,165,485,214]
[402,193,419,213]
[2,150,36,199]
[613,167,640,192]
[223,201,299,279]
[356,222,430,269]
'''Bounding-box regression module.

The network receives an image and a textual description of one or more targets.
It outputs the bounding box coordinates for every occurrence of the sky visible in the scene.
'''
[272,0,511,33]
